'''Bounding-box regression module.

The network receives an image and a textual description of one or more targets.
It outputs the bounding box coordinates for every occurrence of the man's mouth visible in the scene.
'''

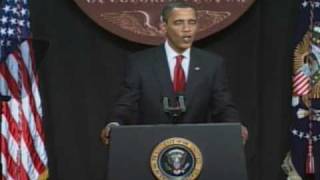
[182,36,192,43]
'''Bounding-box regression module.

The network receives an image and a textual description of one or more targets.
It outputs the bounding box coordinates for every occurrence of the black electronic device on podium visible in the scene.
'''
[107,123,247,180]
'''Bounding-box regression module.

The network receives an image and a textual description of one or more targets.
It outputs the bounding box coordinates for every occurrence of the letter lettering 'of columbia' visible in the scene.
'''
[109,0,167,3]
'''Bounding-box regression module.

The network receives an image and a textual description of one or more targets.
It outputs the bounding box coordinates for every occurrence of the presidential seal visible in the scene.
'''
[150,137,203,180]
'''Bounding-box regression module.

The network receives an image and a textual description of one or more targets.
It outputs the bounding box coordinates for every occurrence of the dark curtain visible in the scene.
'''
[29,0,299,179]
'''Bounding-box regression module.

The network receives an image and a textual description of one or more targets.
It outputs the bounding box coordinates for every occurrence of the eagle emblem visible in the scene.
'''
[101,10,231,37]
[293,22,320,105]
[150,137,203,180]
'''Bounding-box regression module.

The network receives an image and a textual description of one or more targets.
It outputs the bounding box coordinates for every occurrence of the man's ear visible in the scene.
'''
[159,22,167,35]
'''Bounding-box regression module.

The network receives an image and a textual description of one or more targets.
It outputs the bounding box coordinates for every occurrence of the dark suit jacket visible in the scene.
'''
[110,45,239,125]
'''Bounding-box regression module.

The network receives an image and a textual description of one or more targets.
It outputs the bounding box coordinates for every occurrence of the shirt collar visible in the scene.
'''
[164,40,190,60]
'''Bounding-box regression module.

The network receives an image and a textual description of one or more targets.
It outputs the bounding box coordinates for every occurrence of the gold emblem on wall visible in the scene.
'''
[74,0,256,45]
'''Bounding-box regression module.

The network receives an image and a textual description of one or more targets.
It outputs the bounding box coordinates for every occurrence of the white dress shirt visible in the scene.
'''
[164,41,191,81]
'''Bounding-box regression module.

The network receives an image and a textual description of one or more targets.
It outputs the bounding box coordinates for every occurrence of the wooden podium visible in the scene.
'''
[107,123,247,180]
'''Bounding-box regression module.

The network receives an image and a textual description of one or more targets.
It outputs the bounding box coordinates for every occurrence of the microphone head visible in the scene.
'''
[0,95,11,102]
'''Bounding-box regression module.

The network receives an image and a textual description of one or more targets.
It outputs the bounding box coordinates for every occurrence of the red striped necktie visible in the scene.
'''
[173,55,185,93]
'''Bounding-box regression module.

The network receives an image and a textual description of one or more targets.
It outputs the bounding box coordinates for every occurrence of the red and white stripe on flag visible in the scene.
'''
[1,40,48,180]
[293,71,311,96]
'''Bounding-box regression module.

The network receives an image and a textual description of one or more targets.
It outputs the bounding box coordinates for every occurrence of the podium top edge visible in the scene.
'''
[113,122,241,129]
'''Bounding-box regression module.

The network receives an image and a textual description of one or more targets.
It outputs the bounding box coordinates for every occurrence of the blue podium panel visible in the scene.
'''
[107,123,247,180]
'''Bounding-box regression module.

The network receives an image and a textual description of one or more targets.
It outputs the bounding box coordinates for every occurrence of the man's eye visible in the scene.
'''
[189,20,197,24]
[174,20,183,25]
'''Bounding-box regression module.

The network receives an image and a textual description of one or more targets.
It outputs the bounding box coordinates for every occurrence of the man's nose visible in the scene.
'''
[182,23,191,31]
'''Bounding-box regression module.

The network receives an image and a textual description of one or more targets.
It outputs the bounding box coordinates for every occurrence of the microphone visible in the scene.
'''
[163,94,186,122]
[0,94,11,102]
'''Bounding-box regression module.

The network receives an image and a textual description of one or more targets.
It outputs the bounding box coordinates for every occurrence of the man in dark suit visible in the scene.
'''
[101,1,248,144]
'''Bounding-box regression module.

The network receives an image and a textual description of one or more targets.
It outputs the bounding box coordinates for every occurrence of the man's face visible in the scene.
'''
[163,7,198,53]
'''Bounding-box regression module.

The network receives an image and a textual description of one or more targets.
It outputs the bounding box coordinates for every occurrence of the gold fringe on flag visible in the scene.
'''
[282,153,303,180]
[38,169,49,180]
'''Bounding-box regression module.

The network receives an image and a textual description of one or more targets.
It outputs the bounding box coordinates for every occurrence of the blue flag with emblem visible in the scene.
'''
[282,0,320,180]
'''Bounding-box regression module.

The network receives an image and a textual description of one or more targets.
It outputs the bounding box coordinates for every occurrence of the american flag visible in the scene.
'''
[293,71,311,96]
[0,0,48,179]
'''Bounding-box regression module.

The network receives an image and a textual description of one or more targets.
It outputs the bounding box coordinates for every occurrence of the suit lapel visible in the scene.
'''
[152,45,175,98]
[152,46,205,104]
[185,49,204,106]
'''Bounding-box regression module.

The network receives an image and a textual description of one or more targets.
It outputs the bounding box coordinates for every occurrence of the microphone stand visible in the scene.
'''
[0,93,11,173]
[163,95,186,123]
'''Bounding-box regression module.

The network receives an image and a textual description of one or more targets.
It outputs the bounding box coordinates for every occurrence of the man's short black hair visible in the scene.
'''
[161,1,197,23]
